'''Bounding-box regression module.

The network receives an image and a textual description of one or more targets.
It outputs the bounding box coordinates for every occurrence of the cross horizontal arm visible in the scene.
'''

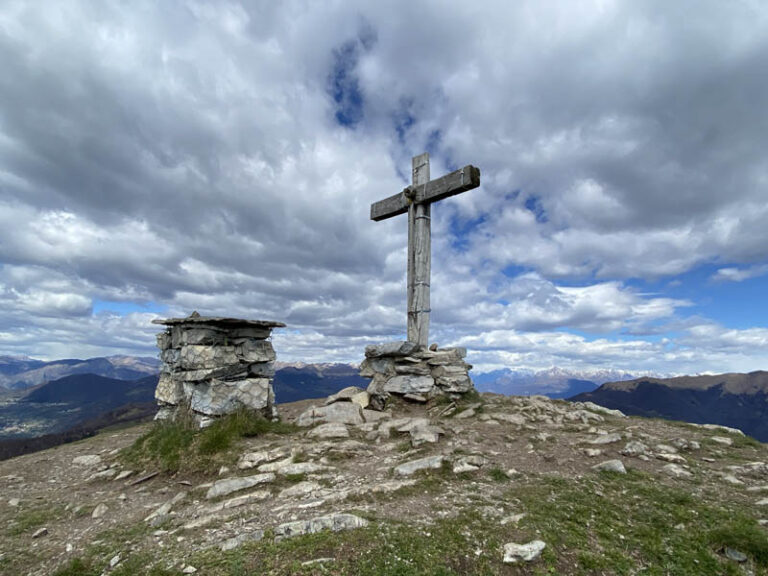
[370,165,481,221]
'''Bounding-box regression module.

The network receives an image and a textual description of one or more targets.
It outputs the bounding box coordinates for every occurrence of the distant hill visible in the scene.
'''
[0,355,160,390]
[273,363,367,403]
[23,372,158,406]
[0,374,158,440]
[0,361,364,453]
[570,371,768,441]
[472,367,645,398]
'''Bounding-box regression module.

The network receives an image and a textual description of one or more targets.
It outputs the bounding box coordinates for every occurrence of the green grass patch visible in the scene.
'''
[6,503,65,536]
[324,449,354,462]
[187,510,515,575]
[121,408,298,474]
[727,434,764,450]
[396,440,414,453]
[52,554,176,576]
[51,557,100,576]
[487,467,509,482]
[284,473,307,483]
[511,472,768,575]
[50,521,165,576]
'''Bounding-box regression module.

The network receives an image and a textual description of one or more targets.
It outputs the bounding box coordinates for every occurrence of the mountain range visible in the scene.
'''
[1,354,766,460]
[0,358,366,445]
[471,366,650,398]
[572,371,768,441]
[0,355,159,391]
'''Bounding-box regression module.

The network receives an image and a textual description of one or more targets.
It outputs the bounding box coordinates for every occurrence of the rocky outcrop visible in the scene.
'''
[359,341,474,409]
[152,312,285,425]
[2,389,766,575]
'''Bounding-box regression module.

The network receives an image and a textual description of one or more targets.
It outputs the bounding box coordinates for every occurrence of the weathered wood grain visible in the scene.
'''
[408,153,431,347]
[370,164,480,221]
[371,153,480,347]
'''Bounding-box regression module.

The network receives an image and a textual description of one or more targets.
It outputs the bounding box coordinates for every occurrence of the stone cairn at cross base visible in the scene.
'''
[360,341,474,410]
[152,312,285,426]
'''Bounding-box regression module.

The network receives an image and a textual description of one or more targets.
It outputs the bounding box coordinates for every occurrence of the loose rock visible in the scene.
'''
[221,530,264,551]
[592,460,626,474]
[72,455,102,467]
[91,503,109,519]
[711,436,734,447]
[662,464,692,478]
[589,433,622,445]
[206,473,275,499]
[395,455,445,476]
[307,422,349,439]
[296,402,364,427]
[502,540,546,563]
[274,513,369,541]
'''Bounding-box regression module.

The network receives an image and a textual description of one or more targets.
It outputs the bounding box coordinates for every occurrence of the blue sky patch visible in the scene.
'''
[448,213,485,252]
[394,105,415,144]
[524,195,548,223]
[329,41,364,127]
[626,263,768,330]
[328,25,376,129]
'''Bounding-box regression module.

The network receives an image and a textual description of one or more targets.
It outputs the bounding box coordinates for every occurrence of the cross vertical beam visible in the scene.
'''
[370,153,480,349]
[408,153,431,347]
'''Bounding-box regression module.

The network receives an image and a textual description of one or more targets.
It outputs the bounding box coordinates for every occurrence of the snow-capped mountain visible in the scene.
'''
[472,366,663,398]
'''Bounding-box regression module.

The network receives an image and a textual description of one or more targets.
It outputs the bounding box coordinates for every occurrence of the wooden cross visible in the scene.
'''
[371,153,481,347]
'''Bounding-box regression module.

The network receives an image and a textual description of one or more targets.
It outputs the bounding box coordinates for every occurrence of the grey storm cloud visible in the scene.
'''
[0,0,766,373]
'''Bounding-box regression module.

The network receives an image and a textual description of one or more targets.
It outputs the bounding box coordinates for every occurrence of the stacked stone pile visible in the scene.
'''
[152,312,285,425]
[359,341,474,409]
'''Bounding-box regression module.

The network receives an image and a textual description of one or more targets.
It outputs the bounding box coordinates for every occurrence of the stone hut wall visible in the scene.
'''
[153,313,285,425]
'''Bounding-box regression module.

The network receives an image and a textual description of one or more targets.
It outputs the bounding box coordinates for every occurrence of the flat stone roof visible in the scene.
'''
[152,311,285,329]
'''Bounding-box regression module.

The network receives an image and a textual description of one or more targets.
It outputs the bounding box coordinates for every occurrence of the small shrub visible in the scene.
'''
[291,450,309,463]
[51,558,99,576]
[708,520,768,567]
[284,473,307,483]
[122,418,196,473]
[487,467,509,482]
[7,504,64,536]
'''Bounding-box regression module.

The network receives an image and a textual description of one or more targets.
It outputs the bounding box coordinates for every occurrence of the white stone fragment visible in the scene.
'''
[589,433,622,445]
[394,455,445,476]
[279,481,322,499]
[274,513,369,541]
[296,402,364,427]
[502,540,546,563]
[72,455,102,467]
[656,453,687,464]
[220,530,264,551]
[237,447,289,470]
[144,491,187,523]
[206,473,275,499]
[592,460,626,474]
[662,464,692,478]
[278,462,327,476]
[307,422,349,439]
[710,436,733,447]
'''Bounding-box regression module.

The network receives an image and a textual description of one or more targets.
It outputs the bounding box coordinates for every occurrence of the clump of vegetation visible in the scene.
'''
[53,554,176,576]
[51,557,98,576]
[121,408,297,474]
[487,467,509,482]
[512,472,768,575]
[6,503,65,536]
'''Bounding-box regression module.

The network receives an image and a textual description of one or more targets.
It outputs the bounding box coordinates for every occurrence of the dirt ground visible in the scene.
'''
[1,393,766,575]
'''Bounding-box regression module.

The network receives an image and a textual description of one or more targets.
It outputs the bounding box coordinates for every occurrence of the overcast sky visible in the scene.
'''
[1,0,767,375]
